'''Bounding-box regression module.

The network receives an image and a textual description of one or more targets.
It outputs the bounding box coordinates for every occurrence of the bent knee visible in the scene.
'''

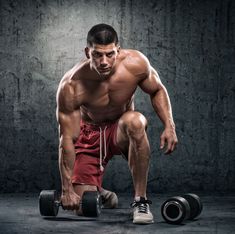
[120,111,148,135]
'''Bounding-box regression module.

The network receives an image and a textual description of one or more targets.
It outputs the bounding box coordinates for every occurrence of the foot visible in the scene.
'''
[131,197,154,224]
[100,189,118,208]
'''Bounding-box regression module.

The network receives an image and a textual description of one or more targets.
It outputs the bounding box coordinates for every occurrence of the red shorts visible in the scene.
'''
[71,119,123,189]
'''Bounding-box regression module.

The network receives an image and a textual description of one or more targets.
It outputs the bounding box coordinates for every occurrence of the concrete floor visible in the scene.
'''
[0,193,234,234]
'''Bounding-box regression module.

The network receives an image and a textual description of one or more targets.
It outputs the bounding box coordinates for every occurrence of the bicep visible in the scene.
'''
[139,66,164,95]
[56,82,81,141]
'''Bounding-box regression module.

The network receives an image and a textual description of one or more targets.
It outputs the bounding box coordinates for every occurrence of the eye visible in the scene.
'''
[92,52,102,58]
[107,52,115,58]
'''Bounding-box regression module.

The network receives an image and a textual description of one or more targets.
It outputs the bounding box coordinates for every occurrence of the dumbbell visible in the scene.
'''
[161,193,202,224]
[182,193,203,220]
[39,190,102,217]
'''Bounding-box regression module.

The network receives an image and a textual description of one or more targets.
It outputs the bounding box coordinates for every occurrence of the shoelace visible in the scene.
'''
[131,199,152,213]
[137,203,148,213]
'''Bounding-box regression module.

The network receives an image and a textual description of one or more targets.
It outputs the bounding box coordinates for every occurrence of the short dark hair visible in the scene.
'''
[87,24,119,47]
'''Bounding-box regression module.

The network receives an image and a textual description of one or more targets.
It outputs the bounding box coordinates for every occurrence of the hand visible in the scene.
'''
[60,190,81,210]
[160,126,178,155]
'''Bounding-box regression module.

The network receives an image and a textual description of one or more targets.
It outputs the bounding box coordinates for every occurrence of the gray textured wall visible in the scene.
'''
[0,0,234,193]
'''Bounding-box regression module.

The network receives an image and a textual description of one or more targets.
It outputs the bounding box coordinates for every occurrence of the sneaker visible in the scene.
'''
[100,189,118,208]
[131,197,154,224]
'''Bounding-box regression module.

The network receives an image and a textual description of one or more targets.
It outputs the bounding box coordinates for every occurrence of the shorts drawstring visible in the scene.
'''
[99,126,107,172]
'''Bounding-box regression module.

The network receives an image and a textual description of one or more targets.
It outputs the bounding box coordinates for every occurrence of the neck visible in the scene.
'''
[89,62,116,80]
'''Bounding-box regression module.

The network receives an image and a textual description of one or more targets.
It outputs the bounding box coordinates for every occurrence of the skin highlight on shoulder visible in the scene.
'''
[121,49,151,80]
[56,80,76,113]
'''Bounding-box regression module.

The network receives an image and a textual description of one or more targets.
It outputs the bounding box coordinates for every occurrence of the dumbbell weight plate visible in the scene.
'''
[82,191,102,217]
[39,190,59,216]
[161,196,190,224]
[181,193,202,220]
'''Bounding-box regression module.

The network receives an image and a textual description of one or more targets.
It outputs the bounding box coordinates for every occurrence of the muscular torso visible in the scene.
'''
[63,49,146,123]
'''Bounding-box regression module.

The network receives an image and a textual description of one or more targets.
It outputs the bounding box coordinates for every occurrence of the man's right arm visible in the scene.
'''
[56,80,81,210]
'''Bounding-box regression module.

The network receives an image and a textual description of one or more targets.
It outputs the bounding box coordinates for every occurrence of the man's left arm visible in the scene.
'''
[139,66,178,154]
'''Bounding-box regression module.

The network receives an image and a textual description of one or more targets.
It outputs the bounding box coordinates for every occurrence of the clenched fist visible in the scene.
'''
[61,190,81,210]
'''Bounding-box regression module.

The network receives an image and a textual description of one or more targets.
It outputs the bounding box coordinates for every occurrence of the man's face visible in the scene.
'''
[86,43,120,77]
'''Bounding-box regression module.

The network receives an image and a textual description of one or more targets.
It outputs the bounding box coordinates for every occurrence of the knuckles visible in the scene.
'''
[61,196,80,210]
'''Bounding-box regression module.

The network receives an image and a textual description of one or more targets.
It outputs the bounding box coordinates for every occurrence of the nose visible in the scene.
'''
[100,55,108,67]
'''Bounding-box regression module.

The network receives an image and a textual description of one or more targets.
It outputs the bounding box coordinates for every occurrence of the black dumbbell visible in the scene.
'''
[181,193,203,220]
[39,190,102,217]
[161,196,190,224]
[161,193,202,224]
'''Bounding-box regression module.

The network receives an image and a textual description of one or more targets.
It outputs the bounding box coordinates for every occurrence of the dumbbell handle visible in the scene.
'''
[54,201,61,207]
[54,199,86,207]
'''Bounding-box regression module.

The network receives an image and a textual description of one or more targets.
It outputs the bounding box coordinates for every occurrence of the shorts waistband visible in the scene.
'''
[80,119,118,131]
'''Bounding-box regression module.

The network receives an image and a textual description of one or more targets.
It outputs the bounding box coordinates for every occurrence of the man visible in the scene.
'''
[56,23,178,224]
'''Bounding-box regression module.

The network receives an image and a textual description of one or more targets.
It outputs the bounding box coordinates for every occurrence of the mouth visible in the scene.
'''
[98,68,111,73]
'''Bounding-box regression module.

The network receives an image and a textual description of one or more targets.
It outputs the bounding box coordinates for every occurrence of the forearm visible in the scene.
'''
[59,137,76,193]
[151,86,175,129]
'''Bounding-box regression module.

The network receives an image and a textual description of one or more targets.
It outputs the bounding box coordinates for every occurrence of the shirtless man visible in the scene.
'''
[56,24,178,224]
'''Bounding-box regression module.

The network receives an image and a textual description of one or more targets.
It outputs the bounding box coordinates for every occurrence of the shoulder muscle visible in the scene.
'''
[56,79,76,113]
[123,50,150,79]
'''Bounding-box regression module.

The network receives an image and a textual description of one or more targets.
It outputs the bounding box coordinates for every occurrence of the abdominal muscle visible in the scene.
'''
[80,100,133,124]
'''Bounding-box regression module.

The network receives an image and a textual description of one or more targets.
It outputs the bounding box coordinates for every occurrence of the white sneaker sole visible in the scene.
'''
[133,218,154,224]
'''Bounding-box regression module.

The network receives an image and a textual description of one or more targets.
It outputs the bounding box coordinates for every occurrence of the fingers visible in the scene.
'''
[160,129,178,155]
[160,135,166,150]
[164,141,173,154]
[63,202,80,210]
[171,140,177,151]
[61,194,80,210]
[164,139,178,155]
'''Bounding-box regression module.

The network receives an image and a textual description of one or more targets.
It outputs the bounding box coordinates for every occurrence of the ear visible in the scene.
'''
[117,45,121,54]
[85,47,90,59]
